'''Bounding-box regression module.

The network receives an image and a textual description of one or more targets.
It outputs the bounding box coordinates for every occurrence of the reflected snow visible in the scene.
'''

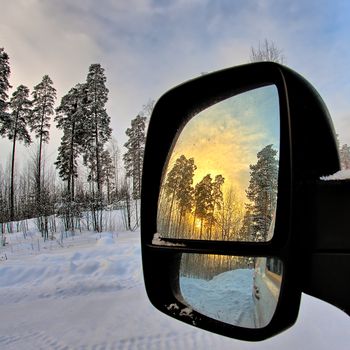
[180,269,255,328]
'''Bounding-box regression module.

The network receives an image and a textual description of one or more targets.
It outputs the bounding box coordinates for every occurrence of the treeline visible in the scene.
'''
[159,144,278,243]
[0,47,152,240]
[181,254,252,280]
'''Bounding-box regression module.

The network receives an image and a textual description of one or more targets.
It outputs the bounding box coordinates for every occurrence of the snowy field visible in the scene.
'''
[0,221,349,349]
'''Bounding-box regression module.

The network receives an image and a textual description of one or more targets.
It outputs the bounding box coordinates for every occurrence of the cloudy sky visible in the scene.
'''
[1,0,350,167]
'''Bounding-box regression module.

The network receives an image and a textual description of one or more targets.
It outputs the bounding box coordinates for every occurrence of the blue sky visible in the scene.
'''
[1,0,350,165]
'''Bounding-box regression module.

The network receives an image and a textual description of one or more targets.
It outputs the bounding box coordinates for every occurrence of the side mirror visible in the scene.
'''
[141,62,349,341]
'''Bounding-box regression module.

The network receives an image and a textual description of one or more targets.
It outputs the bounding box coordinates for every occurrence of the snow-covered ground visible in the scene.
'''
[181,269,255,328]
[0,223,349,349]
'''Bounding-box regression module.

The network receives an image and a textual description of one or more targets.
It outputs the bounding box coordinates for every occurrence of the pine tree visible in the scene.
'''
[100,149,116,205]
[30,75,56,216]
[107,138,122,201]
[177,160,196,223]
[160,155,196,237]
[193,174,214,238]
[0,165,9,239]
[246,144,278,241]
[158,155,196,237]
[0,48,11,123]
[123,114,147,200]
[55,84,87,234]
[208,175,225,238]
[239,204,253,241]
[55,83,87,203]
[0,85,32,221]
[83,64,111,202]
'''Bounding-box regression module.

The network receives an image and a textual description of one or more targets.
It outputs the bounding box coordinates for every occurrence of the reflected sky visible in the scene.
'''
[168,85,279,197]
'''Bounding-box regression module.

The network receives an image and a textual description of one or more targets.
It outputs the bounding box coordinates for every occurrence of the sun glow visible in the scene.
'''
[167,86,279,195]
[194,218,201,229]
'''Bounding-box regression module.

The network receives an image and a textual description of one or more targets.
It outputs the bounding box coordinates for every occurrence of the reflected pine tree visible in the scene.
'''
[158,155,196,238]
[246,144,278,242]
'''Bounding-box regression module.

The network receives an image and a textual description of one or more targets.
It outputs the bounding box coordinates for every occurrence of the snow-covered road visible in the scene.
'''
[0,230,349,349]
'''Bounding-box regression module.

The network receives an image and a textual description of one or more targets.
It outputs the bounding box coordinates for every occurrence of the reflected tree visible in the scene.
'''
[218,186,244,240]
[207,175,225,238]
[239,205,253,241]
[193,174,214,238]
[246,144,278,241]
[192,174,226,239]
[159,155,196,237]
[159,157,240,240]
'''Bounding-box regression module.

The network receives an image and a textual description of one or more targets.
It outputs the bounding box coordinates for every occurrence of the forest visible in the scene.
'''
[0,47,151,244]
[1,44,350,250]
[158,144,279,243]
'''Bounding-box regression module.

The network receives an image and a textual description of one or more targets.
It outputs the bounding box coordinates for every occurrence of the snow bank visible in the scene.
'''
[0,231,142,303]
[320,169,350,180]
[152,233,186,246]
[181,269,255,327]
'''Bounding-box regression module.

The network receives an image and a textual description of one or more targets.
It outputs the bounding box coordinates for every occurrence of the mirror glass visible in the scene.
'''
[179,254,283,328]
[157,85,279,242]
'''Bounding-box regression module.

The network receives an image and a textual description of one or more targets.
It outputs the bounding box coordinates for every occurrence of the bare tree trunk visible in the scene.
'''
[10,127,18,223]
[37,133,43,207]
[166,189,176,234]
[124,178,132,231]
[135,199,139,227]
[95,120,101,196]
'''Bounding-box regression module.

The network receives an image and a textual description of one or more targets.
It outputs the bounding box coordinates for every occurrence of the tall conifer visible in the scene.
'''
[1,85,32,221]
[0,47,11,122]
[55,83,86,202]
[246,144,278,241]
[123,115,147,200]
[30,75,56,210]
[83,64,111,199]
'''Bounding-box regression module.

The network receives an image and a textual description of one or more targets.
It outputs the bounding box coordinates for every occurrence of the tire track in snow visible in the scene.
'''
[110,331,219,350]
[0,331,69,350]
[0,330,226,350]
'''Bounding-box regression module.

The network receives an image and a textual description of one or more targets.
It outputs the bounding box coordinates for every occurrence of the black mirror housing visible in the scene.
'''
[141,62,342,341]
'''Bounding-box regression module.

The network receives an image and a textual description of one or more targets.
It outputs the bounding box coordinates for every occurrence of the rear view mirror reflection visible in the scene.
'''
[157,86,279,242]
[179,254,283,328]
